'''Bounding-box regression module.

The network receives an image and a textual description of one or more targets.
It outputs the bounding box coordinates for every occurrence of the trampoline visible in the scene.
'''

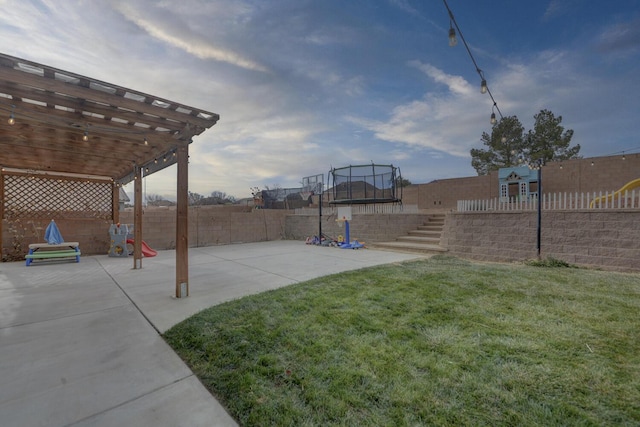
[328,164,402,205]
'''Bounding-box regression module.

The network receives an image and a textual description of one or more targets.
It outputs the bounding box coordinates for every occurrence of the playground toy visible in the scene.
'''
[329,163,402,205]
[127,239,158,257]
[335,206,365,249]
[498,166,539,202]
[590,177,640,208]
[109,223,131,257]
[109,223,158,257]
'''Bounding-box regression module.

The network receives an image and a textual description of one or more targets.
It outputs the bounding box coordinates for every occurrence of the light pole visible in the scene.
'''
[515,154,544,258]
[536,160,542,258]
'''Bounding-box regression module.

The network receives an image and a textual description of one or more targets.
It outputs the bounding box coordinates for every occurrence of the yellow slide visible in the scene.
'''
[590,178,640,208]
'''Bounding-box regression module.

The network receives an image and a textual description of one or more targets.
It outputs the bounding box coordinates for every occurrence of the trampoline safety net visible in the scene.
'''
[329,164,402,205]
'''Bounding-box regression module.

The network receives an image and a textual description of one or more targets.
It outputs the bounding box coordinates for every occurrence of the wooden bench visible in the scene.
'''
[25,242,81,266]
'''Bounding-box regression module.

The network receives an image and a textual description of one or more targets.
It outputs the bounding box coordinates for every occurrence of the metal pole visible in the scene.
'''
[537,162,542,258]
[318,182,322,243]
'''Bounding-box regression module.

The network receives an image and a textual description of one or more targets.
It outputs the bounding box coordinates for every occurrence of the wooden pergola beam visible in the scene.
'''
[0,53,220,299]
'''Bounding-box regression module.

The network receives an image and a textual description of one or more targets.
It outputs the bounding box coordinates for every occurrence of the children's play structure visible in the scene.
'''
[590,177,640,208]
[498,166,539,202]
[329,163,402,205]
[109,223,157,258]
[334,206,364,249]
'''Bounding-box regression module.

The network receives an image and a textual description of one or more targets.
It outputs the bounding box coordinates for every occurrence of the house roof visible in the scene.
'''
[0,53,219,185]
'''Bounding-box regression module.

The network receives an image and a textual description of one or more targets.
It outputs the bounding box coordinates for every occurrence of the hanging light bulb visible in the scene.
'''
[8,107,15,125]
[622,152,626,160]
[83,130,89,141]
[490,112,496,125]
[480,79,487,94]
[144,137,148,145]
[448,23,458,47]
[501,135,507,143]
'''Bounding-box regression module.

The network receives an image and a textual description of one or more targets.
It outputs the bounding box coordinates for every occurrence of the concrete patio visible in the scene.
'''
[0,241,425,426]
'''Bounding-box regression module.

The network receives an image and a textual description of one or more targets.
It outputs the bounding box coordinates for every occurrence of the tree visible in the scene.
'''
[395,177,412,188]
[188,191,204,206]
[470,110,580,175]
[199,191,237,205]
[526,109,580,164]
[146,193,173,206]
[470,116,526,175]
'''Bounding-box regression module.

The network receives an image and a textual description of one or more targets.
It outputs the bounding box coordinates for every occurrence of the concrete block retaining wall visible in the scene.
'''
[285,213,432,243]
[442,210,640,272]
[4,207,638,273]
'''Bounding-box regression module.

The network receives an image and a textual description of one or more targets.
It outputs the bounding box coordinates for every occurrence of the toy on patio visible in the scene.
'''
[335,206,364,249]
[108,223,157,257]
[109,223,131,257]
[25,219,81,266]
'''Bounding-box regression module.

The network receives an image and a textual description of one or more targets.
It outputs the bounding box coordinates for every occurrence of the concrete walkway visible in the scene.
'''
[0,241,425,427]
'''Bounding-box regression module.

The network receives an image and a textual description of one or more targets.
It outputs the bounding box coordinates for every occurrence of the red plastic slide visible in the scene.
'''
[126,239,158,257]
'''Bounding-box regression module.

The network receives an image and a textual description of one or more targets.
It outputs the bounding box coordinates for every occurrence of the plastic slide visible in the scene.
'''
[590,178,640,207]
[126,239,158,257]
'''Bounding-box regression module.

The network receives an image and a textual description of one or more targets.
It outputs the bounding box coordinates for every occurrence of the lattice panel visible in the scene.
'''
[3,174,112,220]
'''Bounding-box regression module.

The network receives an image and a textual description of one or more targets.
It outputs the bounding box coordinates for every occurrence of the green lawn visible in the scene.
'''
[164,256,640,426]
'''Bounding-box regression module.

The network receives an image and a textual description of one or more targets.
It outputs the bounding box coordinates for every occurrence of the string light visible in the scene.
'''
[8,105,15,125]
[144,137,148,145]
[82,129,89,141]
[448,21,458,47]
[443,0,504,123]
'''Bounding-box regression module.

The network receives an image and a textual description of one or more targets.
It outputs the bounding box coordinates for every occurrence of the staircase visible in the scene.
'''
[370,214,448,254]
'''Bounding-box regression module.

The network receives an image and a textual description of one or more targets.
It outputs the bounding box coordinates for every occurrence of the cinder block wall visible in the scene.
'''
[119,206,289,250]
[442,211,640,272]
[285,213,431,242]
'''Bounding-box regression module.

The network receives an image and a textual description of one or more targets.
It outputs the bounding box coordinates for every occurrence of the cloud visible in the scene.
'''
[408,60,473,96]
[594,16,640,55]
[111,1,268,72]
[347,62,483,157]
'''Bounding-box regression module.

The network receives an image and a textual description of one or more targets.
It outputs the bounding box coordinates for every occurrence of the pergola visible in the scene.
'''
[0,53,219,297]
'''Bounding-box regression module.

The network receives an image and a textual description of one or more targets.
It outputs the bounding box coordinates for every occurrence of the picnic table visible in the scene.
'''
[25,242,81,266]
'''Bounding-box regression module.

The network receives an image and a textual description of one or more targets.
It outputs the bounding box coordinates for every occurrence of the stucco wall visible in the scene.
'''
[442,210,640,272]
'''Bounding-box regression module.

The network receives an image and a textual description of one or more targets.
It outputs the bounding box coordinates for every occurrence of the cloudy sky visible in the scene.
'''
[1,0,639,200]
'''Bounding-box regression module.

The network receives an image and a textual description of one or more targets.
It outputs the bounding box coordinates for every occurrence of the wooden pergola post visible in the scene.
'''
[0,171,4,260]
[133,165,143,269]
[175,140,190,298]
[112,182,120,225]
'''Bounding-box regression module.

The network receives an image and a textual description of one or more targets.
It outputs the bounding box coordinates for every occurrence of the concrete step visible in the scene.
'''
[397,235,441,244]
[417,225,443,232]
[425,218,445,224]
[369,241,448,254]
[408,230,441,237]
